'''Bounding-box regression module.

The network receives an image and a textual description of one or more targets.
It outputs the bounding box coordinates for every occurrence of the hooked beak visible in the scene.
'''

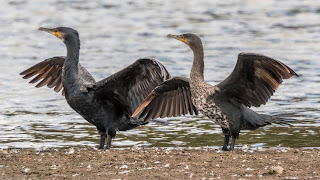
[39,27,54,34]
[38,27,61,39]
[167,34,185,43]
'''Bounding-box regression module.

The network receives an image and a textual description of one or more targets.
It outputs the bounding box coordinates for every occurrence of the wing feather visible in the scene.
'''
[132,77,199,120]
[20,56,94,95]
[94,58,170,116]
[20,56,65,94]
[217,53,298,107]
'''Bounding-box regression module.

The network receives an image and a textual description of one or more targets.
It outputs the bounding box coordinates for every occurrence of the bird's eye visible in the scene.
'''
[180,35,186,43]
[53,29,60,37]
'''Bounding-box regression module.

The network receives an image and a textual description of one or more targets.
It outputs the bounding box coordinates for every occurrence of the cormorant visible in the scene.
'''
[132,33,298,151]
[20,27,170,149]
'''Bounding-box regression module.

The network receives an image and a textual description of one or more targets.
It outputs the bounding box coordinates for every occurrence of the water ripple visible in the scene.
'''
[0,0,319,149]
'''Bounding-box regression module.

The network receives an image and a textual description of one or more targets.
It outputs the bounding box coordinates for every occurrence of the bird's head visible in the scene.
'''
[38,27,79,43]
[167,33,203,50]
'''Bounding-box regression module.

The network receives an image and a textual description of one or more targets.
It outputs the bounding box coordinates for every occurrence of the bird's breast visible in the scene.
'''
[65,90,97,121]
[191,86,229,129]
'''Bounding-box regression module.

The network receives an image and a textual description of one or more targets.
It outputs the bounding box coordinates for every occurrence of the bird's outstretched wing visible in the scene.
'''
[20,56,65,94]
[132,77,198,121]
[217,53,298,107]
[93,58,171,115]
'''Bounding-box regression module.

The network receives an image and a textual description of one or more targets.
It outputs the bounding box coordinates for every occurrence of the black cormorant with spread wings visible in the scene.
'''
[20,27,170,149]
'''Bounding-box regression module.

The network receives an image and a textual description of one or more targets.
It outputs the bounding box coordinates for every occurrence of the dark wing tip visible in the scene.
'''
[275,59,299,78]
[286,66,299,77]
[293,71,299,77]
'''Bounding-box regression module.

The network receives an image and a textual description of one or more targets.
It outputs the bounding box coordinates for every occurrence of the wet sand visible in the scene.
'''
[0,147,319,179]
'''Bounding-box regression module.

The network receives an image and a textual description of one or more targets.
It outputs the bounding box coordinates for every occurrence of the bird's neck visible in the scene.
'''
[65,41,80,68]
[63,39,80,90]
[190,45,205,83]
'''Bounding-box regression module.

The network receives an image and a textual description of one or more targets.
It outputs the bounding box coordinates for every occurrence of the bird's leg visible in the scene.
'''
[98,130,106,149]
[222,135,230,151]
[105,129,116,149]
[105,134,112,149]
[229,136,236,151]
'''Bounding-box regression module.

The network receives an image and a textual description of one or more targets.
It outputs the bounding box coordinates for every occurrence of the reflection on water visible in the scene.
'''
[0,0,319,149]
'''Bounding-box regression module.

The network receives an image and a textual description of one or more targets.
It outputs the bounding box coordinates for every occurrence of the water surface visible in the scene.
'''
[0,0,319,149]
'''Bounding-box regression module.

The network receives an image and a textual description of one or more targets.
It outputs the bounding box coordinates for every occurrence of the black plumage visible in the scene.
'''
[133,33,298,151]
[135,77,199,121]
[20,27,170,149]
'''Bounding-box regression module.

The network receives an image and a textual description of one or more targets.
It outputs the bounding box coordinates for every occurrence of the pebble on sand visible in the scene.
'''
[271,166,284,175]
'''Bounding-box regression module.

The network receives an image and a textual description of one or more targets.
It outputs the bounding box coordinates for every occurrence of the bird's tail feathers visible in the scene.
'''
[241,105,293,129]
[241,105,272,128]
[269,115,293,126]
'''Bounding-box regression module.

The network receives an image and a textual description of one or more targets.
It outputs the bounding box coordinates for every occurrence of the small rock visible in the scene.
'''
[271,166,284,175]
[51,165,57,170]
[120,165,128,169]
[24,168,30,173]
[263,166,284,176]
[119,170,130,174]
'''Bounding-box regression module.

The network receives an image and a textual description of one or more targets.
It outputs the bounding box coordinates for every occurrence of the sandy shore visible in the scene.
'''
[0,147,319,179]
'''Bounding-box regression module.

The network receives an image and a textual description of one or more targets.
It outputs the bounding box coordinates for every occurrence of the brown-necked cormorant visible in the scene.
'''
[132,33,298,151]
